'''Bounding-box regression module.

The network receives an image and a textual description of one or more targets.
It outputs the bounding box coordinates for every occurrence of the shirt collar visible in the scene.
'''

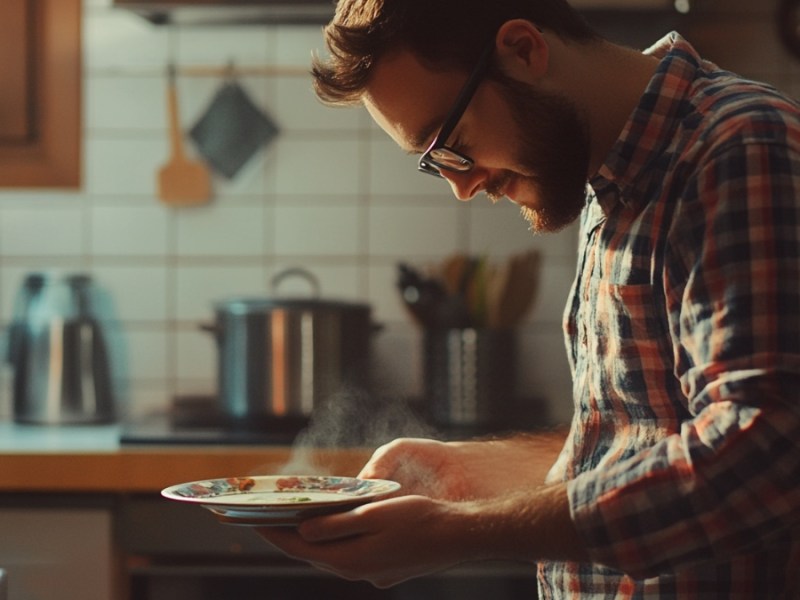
[589,32,708,210]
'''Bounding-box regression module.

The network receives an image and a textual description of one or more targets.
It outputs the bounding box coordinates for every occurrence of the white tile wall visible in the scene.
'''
[83,10,169,70]
[274,138,364,195]
[175,204,268,257]
[0,0,796,425]
[274,204,362,256]
[85,75,166,131]
[0,205,86,257]
[174,328,216,389]
[91,265,170,322]
[90,205,171,256]
[116,329,171,381]
[274,77,363,131]
[175,265,267,320]
[368,205,462,257]
[85,139,167,196]
[175,26,273,67]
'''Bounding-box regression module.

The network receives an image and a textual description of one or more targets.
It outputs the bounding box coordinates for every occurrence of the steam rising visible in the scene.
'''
[278,388,440,475]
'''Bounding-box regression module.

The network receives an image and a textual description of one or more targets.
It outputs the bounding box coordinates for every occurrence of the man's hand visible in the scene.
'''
[358,432,567,500]
[257,494,480,588]
[255,432,581,588]
[256,481,586,588]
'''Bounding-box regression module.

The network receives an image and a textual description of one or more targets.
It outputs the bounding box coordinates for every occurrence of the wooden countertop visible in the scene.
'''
[0,423,373,494]
[0,446,373,493]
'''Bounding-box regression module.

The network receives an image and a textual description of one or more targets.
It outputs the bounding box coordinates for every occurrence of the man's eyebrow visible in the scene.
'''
[407,116,444,154]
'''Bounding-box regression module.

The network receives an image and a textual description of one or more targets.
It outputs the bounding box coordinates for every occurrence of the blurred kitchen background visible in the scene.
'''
[0,0,797,429]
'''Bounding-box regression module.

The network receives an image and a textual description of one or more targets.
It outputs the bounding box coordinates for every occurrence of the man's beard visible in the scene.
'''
[485,72,590,233]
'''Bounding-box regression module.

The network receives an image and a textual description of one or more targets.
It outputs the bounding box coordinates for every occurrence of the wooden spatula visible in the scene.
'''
[157,65,211,206]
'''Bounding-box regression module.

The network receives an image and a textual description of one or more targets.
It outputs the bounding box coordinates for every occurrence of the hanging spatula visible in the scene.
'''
[157,65,211,206]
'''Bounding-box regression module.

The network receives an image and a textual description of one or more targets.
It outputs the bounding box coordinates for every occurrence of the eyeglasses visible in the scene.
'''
[417,42,495,178]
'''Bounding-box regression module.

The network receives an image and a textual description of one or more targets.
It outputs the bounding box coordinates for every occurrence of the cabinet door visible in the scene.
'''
[0,508,113,600]
[0,0,81,188]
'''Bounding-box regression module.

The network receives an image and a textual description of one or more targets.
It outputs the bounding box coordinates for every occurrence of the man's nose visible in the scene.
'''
[440,168,486,201]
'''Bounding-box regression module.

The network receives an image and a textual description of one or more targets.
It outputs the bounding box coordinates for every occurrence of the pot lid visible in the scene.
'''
[213,268,371,314]
[214,296,370,314]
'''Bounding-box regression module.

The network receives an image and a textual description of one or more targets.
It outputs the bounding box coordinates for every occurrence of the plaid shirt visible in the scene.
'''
[539,33,800,598]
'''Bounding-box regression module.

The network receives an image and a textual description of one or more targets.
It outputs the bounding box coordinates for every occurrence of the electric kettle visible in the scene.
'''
[7,273,115,424]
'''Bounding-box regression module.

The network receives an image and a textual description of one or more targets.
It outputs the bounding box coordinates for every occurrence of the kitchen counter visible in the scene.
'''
[0,423,540,600]
[0,421,372,494]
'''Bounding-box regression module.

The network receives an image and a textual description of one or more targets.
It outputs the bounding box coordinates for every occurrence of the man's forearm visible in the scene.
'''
[462,481,589,564]
[450,428,569,499]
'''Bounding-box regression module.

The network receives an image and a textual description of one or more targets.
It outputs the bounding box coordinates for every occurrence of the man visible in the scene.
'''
[258,0,800,596]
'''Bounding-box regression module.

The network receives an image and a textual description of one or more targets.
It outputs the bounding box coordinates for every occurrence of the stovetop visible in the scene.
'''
[119,394,547,446]
[119,395,308,446]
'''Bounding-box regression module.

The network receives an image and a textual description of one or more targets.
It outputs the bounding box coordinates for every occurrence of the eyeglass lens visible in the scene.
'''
[428,148,473,171]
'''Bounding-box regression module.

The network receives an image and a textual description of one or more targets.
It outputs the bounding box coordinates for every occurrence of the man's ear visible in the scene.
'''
[494,19,549,81]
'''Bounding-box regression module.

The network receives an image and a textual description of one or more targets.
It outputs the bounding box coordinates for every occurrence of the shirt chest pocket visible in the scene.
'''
[593,281,666,349]
[587,279,678,414]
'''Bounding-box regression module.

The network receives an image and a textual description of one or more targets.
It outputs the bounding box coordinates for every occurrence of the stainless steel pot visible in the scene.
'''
[203,268,374,422]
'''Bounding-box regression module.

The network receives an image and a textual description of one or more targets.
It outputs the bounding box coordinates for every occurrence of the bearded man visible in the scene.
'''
[258,1,800,597]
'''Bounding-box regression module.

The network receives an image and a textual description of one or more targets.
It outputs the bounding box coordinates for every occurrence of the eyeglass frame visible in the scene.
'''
[417,41,495,178]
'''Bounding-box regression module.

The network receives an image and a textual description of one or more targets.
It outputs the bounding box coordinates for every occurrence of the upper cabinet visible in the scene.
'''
[0,0,81,188]
[112,0,334,25]
[113,0,677,27]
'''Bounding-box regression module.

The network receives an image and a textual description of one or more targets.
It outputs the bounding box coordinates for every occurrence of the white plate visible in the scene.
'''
[161,475,401,526]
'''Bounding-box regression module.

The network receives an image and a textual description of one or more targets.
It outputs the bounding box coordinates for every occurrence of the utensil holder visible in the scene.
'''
[423,328,515,428]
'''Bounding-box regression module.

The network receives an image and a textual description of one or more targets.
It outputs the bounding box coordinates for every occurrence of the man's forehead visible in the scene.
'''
[363,50,463,153]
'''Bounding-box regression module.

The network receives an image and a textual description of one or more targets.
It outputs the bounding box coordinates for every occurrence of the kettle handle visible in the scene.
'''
[270,267,321,299]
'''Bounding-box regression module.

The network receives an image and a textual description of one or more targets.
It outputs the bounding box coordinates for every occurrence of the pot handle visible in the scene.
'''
[270,267,321,298]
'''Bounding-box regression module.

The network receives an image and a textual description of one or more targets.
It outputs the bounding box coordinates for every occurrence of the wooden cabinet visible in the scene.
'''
[0,0,81,188]
[0,507,114,599]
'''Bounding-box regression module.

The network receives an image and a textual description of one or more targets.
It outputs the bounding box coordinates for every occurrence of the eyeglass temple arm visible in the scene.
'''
[435,41,496,143]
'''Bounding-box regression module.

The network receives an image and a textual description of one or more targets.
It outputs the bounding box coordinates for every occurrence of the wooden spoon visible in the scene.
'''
[488,250,541,329]
[439,253,470,296]
[486,258,514,329]
[503,250,541,328]
[157,65,211,206]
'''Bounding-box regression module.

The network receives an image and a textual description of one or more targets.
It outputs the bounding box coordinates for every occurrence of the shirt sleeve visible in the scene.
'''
[566,132,800,579]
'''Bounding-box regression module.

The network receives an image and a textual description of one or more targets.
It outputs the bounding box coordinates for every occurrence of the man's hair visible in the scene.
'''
[311,0,599,106]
